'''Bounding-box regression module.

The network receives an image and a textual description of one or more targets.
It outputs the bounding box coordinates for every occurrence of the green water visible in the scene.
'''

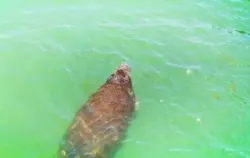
[1,0,250,158]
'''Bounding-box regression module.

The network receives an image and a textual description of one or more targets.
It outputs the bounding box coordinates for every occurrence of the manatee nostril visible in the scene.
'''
[117,70,126,78]
[118,63,130,72]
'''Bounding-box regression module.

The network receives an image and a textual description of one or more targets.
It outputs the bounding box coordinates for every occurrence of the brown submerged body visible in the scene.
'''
[58,64,136,158]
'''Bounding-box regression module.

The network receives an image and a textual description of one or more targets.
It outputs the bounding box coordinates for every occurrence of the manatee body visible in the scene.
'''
[58,64,136,158]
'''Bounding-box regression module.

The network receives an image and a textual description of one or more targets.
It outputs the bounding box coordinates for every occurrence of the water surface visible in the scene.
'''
[0,0,250,158]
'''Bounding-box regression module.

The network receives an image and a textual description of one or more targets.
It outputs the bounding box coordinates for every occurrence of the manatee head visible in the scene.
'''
[107,63,132,85]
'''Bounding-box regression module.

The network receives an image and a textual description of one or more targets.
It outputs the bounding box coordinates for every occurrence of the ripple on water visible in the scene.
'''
[1,1,250,158]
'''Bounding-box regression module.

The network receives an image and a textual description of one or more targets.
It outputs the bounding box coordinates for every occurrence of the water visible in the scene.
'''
[0,0,250,158]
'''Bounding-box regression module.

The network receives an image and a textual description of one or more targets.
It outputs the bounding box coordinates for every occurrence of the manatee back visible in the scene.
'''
[58,64,136,158]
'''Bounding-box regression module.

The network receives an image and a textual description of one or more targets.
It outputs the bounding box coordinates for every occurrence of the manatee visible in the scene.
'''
[58,63,136,158]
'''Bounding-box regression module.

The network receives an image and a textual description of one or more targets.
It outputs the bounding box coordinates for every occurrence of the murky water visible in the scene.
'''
[0,1,250,158]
